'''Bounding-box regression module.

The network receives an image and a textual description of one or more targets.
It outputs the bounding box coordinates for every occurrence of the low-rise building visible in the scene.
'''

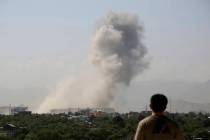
[50,107,115,115]
[50,108,80,114]
[0,123,28,137]
[0,106,29,115]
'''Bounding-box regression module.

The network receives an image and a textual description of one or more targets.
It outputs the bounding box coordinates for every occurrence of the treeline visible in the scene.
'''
[0,112,209,140]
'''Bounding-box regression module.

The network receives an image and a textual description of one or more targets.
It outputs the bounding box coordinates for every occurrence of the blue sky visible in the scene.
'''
[0,0,210,109]
[1,0,210,28]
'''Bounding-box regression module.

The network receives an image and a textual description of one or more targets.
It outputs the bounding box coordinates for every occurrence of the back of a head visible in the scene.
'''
[150,94,168,113]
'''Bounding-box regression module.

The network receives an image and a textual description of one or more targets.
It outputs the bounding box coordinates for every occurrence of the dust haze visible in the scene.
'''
[37,12,149,113]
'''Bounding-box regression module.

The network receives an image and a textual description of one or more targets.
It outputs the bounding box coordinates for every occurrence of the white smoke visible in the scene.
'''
[37,12,149,113]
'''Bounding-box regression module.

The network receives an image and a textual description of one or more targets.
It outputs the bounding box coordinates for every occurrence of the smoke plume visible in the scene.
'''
[37,12,148,113]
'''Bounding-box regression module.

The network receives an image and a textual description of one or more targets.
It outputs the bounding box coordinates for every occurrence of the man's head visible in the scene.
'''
[150,94,168,113]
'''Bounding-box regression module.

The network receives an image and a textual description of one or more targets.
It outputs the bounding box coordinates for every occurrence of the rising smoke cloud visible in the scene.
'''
[37,12,149,113]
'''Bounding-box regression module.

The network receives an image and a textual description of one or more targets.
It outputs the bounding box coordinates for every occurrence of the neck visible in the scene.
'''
[152,112,164,116]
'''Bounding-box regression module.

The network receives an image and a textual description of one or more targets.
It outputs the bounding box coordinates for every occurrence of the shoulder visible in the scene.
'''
[140,115,179,127]
[138,116,154,127]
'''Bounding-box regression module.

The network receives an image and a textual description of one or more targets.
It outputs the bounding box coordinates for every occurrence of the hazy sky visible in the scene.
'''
[0,0,210,109]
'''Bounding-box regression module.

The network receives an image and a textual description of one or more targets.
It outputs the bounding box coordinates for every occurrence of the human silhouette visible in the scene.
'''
[134,94,185,140]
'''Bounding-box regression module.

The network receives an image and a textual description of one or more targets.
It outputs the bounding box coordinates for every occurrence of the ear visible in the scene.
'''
[149,104,152,109]
[163,106,167,111]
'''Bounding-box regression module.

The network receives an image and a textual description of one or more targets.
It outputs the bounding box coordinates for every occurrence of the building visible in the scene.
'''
[0,123,28,137]
[90,110,107,117]
[50,107,115,115]
[0,106,29,115]
[11,106,28,115]
[91,108,115,114]
[50,108,80,114]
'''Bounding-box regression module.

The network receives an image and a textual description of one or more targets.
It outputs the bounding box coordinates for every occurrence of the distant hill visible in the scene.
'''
[0,80,209,113]
[122,80,210,112]
[169,99,210,113]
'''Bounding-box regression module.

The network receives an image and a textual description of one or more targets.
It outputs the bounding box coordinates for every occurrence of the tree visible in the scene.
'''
[35,129,62,140]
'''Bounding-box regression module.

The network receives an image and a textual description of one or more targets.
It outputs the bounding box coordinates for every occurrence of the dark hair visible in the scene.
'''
[150,94,168,112]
